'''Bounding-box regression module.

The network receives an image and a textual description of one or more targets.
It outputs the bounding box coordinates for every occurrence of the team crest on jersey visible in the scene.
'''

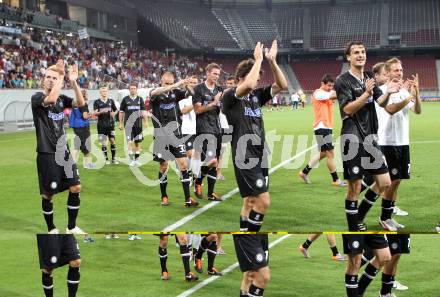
[171,93,176,99]
[256,179,264,188]
[59,101,64,108]
[252,96,259,103]
[256,253,264,263]
[50,256,58,263]
[391,168,398,175]
[352,166,360,174]
[352,241,360,249]
[50,182,57,189]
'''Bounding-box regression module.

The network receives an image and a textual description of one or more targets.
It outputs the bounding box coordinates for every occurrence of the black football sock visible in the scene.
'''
[360,174,374,193]
[380,199,394,221]
[135,151,140,160]
[67,266,80,297]
[158,246,168,272]
[302,239,313,249]
[196,166,209,185]
[110,144,116,160]
[358,263,379,296]
[67,192,80,230]
[181,170,191,201]
[248,210,264,232]
[207,240,217,272]
[42,271,53,297]
[380,273,394,295]
[345,199,358,231]
[240,290,248,297]
[358,189,379,221]
[302,164,312,175]
[248,284,264,296]
[101,145,108,160]
[180,244,191,275]
[330,246,339,256]
[330,171,339,182]
[42,198,55,231]
[196,237,209,259]
[360,249,374,267]
[345,274,358,297]
[207,167,217,197]
[159,172,168,198]
[239,216,248,231]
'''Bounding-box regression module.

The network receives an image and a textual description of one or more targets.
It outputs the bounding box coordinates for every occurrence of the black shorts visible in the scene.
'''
[342,234,389,255]
[380,145,410,180]
[183,134,196,151]
[125,126,143,143]
[194,134,222,163]
[37,234,80,269]
[97,125,116,142]
[153,136,187,162]
[234,161,269,198]
[314,128,334,152]
[386,234,410,255]
[37,152,80,195]
[341,138,388,180]
[73,127,91,155]
[233,234,269,272]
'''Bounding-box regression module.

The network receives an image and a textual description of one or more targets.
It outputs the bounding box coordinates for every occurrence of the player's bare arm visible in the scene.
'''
[410,74,422,114]
[376,78,400,107]
[235,42,264,98]
[150,78,189,97]
[193,91,223,114]
[265,40,288,96]
[69,64,85,107]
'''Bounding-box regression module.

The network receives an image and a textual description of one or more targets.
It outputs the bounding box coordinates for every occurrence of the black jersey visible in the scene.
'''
[31,92,73,153]
[192,82,223,135]
[150,88,186,136]
[222,86,272,161]
[120,95,145,129]
[93,98,117,128]
[335,71,383,140]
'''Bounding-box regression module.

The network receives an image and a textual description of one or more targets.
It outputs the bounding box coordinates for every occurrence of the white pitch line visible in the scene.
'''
[176,234,291,297]
[163,145,317,231]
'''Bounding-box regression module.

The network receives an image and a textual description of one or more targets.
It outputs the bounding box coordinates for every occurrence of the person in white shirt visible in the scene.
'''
[290,91,300,110]
[357,59,421,232]
[179,75,199,182]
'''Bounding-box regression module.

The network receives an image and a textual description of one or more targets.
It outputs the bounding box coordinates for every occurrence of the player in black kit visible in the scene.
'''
[37,234,81,297]
[335,41,400,231]
[192,63,224,201]
[118,82,148,166]
[224,40,287,297]
[150,72,199,207]
[31,59,86,235]
[223,40,287,232]
[93,83,119,164]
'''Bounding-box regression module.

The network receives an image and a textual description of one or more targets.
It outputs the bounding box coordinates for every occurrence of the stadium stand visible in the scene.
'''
[290,60,342,92]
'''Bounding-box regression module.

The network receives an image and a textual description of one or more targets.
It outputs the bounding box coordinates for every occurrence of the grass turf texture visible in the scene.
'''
[0,234,438,296]
[1,104,439,232]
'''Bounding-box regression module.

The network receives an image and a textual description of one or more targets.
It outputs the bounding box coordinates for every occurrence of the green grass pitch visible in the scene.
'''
[0,234,438,296]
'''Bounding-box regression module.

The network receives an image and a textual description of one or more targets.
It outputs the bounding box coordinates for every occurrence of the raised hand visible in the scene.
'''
[54,59,65,76]
[411,74,419,96]
[387,78,401,94]
[253,42,264,61]
[365,78,376,95]
[68,64,79,82]
[264,40,278,62]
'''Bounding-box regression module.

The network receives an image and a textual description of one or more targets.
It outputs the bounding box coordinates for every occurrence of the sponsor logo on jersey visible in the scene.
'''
[244,107,262,118]
[48,111,65,121]
[159,102,176,110]
[127,106,141,110]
